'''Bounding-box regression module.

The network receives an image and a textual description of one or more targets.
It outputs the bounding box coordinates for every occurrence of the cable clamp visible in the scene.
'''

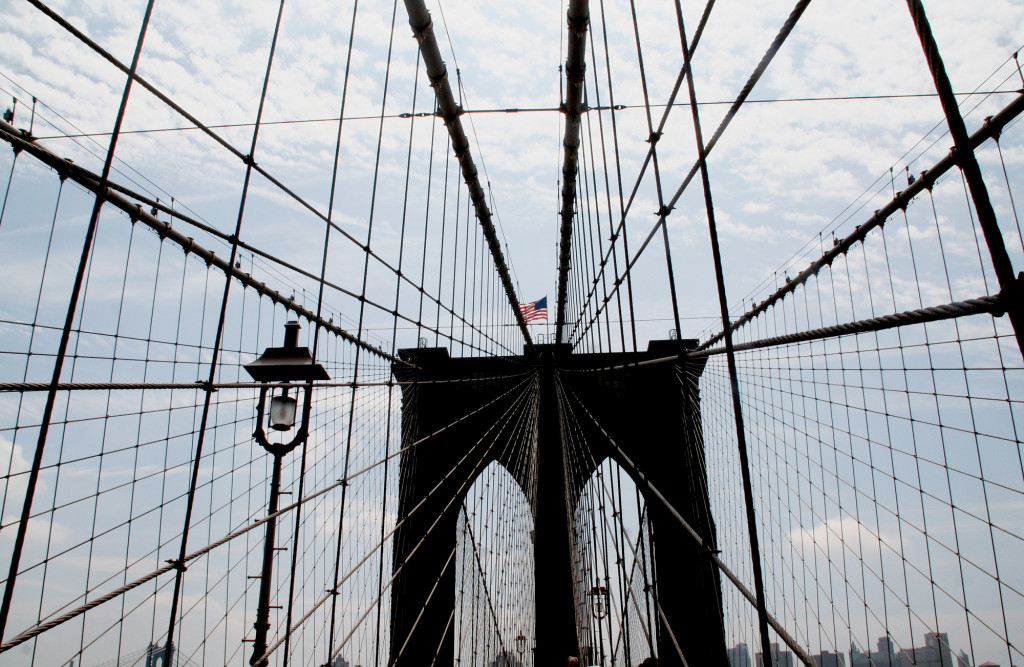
[409,18,433,40]
[646,131,662,144]
[991,272,1023,317]
[983,115,999,140]
[243,153,256,167]
[656,205,672,218]
[567,14,590,34]
[166,558,187,572]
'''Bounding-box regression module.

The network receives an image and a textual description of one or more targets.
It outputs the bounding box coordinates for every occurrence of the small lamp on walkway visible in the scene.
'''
[589,585,609,620]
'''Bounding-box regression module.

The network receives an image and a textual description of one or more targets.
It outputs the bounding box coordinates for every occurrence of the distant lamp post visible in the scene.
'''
[243,320,329,666]
[516,634,527,655]
[589,585,609,620]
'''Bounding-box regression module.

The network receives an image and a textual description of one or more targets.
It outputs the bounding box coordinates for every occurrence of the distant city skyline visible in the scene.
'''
[728,630,1012,667]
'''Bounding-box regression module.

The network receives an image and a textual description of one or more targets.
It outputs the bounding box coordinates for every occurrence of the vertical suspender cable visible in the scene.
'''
[162,4,288,663]
[904,0,1024,360]
[0,0,157,643]
[671,0,796,664]
[373,46,422,667]
[0,145,18,234]
[627,0,682,339]
[281,1,363,663]
[596,0,638,351]
[327,0,398,655]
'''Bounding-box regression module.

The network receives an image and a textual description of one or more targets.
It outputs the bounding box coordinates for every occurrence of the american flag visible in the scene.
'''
[519,296,548,322]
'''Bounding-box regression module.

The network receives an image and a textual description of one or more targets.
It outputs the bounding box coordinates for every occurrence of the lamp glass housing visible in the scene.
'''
[515,634,526,654]
[590,585,608,619]
[269,392,298,431]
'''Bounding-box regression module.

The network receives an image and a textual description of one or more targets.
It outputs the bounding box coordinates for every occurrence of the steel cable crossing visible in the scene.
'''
[1,1,1023,666]
[556,373,817,666]
[0,372,537,657]
[21,0,516,360]
[403,0,532,347]
[567,0,813,347]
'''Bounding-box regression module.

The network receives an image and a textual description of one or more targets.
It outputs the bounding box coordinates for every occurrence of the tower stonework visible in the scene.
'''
[390,341,728,666]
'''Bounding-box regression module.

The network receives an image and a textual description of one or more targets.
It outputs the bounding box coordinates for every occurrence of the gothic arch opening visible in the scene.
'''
[571,458,658,667]
[456,460,535,667]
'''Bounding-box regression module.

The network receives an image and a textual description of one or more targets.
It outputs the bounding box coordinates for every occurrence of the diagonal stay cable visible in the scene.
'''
[566,0,716,343]
[557,374,818,667]
[671,0,775,661]
[429,607,457,667]
[0,118,508,358]
[0,119,405,366]
[572,0,813,344]
[0,371,535,655]
[667,0,813,210]
[455,502,510,660]
[693,292,1009,357]
[23,0,511,356]
[698,91,1024,352]
[389,536,460,665]
[308,374,540,667]
[555,375,700,665]
[0,0,157,644]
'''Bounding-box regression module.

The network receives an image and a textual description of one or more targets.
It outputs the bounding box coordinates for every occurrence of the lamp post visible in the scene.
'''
[243,321,329,667]
[589,585,609,620]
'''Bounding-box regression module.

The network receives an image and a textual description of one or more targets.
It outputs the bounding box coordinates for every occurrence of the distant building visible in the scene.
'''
[813,650,845,667]
[756,643,794,667]
[331,657,349,667]
[850,632,973,667]
[728,643,752,667]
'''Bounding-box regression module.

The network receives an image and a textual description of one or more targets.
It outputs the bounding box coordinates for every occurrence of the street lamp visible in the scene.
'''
[243,320,329,666]
[515,633,527,655]
[589,585,609,620]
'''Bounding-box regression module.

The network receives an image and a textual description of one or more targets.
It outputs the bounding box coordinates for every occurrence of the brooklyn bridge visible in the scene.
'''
[0,0,1021,665]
